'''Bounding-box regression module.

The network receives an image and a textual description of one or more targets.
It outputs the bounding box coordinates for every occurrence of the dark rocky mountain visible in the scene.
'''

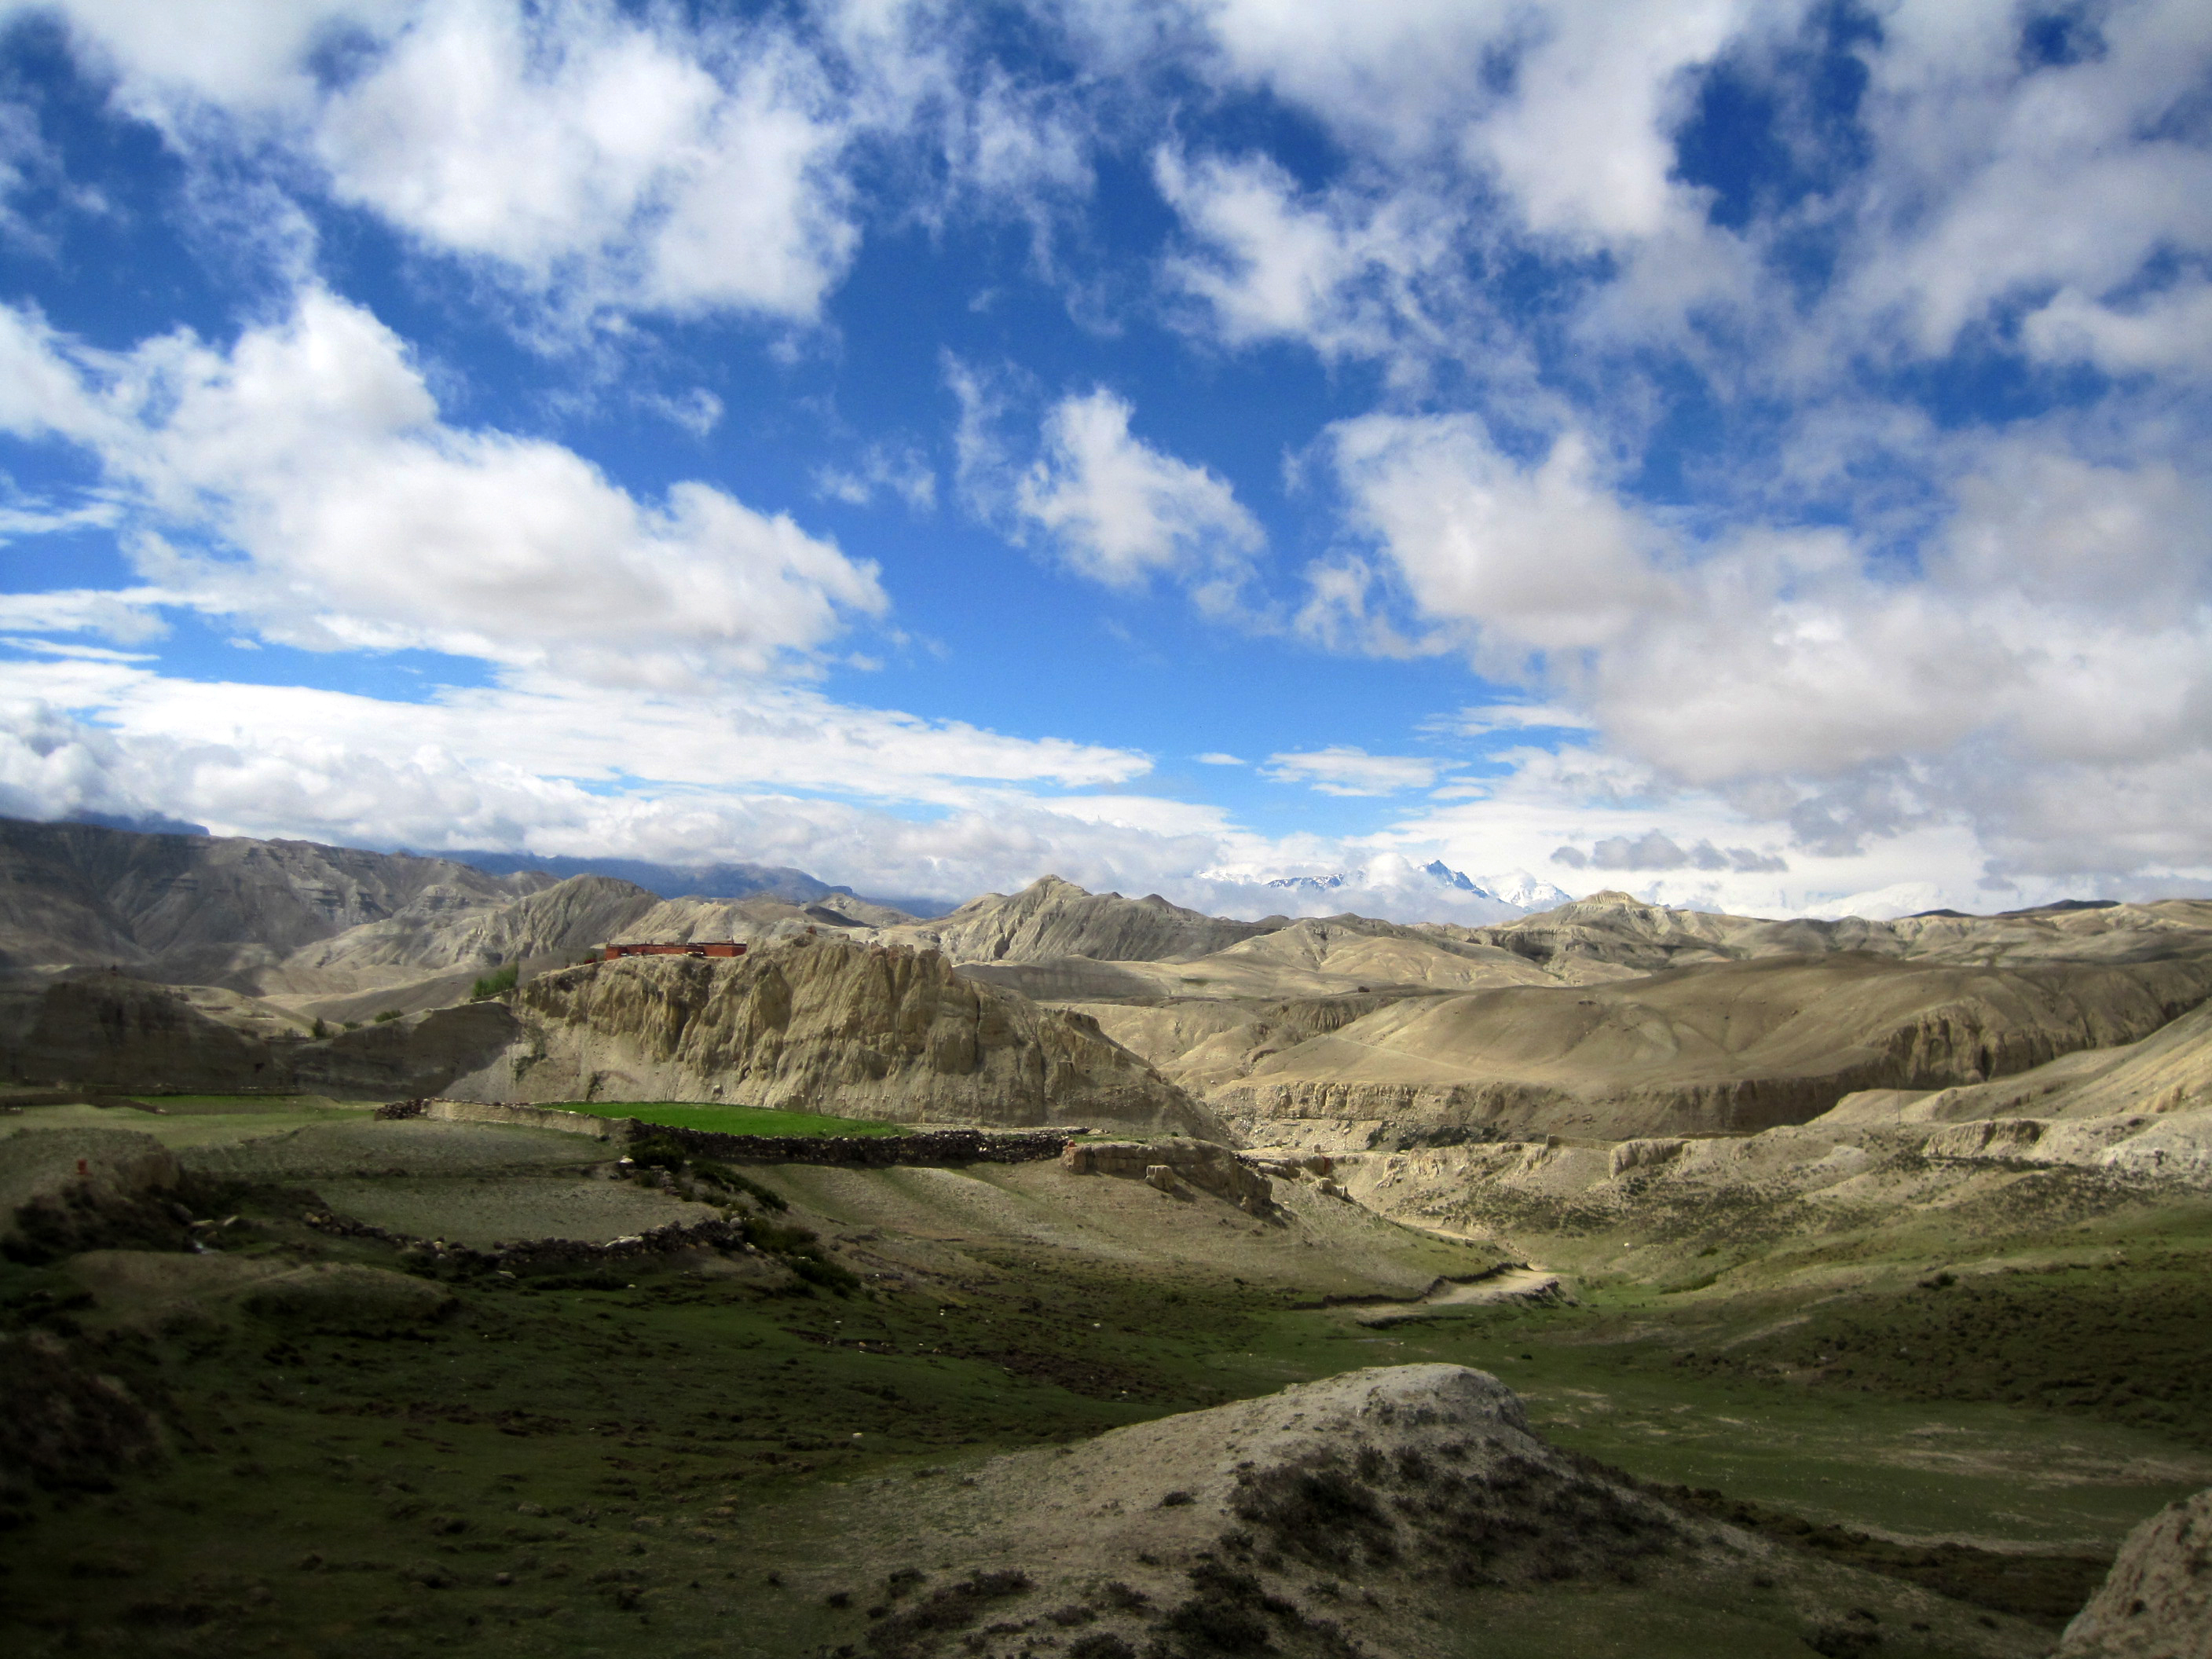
[436,848,951,917]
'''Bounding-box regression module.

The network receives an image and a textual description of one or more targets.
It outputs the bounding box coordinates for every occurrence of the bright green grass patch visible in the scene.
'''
[553,1101,908,1137]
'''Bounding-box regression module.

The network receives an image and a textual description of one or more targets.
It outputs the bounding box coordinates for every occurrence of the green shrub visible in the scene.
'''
[469,962,519,1001]
[372,1009,402,1023]
[625,1138,790,1211]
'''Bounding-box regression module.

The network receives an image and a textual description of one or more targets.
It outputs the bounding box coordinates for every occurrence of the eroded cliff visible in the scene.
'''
[463,934,1221,1136]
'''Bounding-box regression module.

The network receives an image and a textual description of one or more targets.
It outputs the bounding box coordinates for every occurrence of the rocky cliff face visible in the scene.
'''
[463,934,1221,1136]
[889,874,1283,964]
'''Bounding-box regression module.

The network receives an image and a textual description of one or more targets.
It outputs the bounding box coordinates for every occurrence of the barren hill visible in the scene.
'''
[886,873,1283,964]
[454,932,1215,1135]
[0,816,549,986]
[1207,948,2212,1141]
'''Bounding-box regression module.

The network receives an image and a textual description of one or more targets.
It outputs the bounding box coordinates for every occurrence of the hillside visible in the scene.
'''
[0,816,548,987]
[456,933,1215,1134]
[885,873,1284,964]
[1206,949,2212,1141]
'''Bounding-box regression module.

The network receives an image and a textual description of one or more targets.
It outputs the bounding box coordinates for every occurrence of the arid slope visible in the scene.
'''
[463,934,1217,1135]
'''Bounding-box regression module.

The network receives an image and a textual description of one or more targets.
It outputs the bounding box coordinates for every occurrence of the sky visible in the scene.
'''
[0,0,2207,924]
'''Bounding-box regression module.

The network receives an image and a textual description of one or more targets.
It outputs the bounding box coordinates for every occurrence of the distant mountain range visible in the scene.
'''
[1263,859,1572,914]
[434,850,954,918]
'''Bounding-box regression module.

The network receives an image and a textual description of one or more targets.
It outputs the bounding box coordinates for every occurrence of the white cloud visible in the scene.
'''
[0,586,170,644]
[1315,408,2212,883]
[1189,0,1765,244]
[1153,146,1459,368]
[1324,413,1666,660]
[1194,751,1246,766]
[310,1,858,321]
[0,652,1148,806]
[1844,0,2212,370]
[1012,387,1264,606]
[1437,702,1596,738]
[0,290,888,685]
[1262,745,1440,797]
[38,0,412,115]
[813,443,936,512]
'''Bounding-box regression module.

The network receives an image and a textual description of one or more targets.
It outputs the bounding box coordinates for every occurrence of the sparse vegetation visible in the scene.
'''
[372,1009,402,1023]
[468,961,519,1000]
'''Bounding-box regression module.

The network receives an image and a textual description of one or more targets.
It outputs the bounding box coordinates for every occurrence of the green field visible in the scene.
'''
[5,1122,2209,1656]
[552,1101,910,1137]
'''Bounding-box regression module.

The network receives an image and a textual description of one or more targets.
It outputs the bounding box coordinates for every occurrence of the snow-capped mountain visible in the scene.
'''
[1263,859,1571,915]
[1474,869,1575,910]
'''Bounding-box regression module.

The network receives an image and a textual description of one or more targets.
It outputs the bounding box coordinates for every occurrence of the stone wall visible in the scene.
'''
[372,1097,1078,1166]
[624,1122,1075,1167]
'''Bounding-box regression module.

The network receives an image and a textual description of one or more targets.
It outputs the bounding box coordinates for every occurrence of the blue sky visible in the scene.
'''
[0,0,2207,921]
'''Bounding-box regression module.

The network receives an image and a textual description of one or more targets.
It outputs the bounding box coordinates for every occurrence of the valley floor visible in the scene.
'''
[2,1098,2207,1657]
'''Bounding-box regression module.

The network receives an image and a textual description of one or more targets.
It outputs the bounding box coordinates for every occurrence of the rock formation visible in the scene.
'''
[454,933,1220,1136]
[2057,1488,2212,1659]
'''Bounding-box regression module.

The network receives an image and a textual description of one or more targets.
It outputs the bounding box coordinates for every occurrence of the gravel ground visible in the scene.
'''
[176,1118,606,1181]
[313,1174,724,1246]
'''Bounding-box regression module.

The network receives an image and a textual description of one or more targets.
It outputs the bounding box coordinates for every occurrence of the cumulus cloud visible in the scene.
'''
[1153,146,1465,370]
[1320,408,2212,879]
[1262,746,1440,797]
[1844,0,2212,371]
[1323,414,1666,659]
[312,1,857,321]
[1005,387,1264,607]
[0,291,888,684]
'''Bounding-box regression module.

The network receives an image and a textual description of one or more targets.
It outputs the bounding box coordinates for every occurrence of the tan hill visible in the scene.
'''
[1445,889,2212,976]
[450,932,1218,1136]
[886,873,1282,964]
[1827,995,2212,1129]
[1206,948,2212,1141]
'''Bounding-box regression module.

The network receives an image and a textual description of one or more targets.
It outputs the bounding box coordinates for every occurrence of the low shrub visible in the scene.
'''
[469,963,519,1001]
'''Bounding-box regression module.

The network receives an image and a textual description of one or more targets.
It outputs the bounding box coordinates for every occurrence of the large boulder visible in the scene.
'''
[2058,1489,2212,1659]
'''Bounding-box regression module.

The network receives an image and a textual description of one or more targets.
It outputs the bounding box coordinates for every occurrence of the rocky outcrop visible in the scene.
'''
[889,874,1282,965]
[1061,1135,1276,1213]
[460,935,1221,1137]
[851,1365,1707,1659]
[2058,1488,2212,1659]
[1921,1111,2212,1182]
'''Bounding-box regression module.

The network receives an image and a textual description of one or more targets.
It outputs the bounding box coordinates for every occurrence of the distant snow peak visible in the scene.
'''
[1264,871,1347,893]
[1262,859,1570,915]
[1480,870,1575,911]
